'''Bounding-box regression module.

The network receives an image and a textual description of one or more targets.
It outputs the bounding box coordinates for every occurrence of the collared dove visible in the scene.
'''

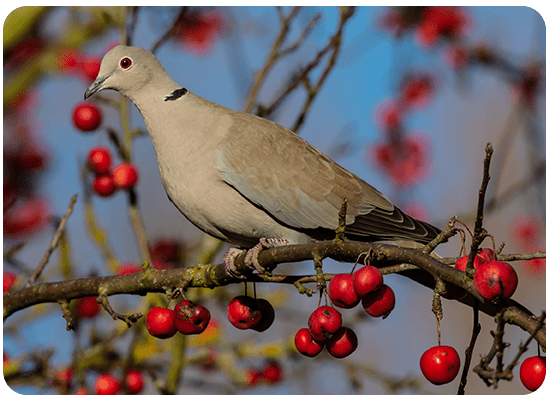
[85,45,440,269]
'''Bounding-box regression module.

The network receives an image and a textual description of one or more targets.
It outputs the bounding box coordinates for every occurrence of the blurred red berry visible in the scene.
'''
[74,388,88,395]
[92,174,117,197]
[371,135,430,187]
[3,271,18,294]
[4,127,50,171]
[400,74,434,109]
[378,8,410,36]
[125,369,144,394]
[81,56,101,82]
[150,239,182,264]
[87,147,112,175]
[445,44,469,69]
[512,216,542,246]
[245,368,262,386]
[116,262,141,275]
[416,6,469,48]
[262,360,283,384]
[113,163,139,189]
[5,37,44,69]
[176,11,225,55]
[95,372,121,395]
[375,100,403,130]
[3,197,50,238]
[55,367,74,390]
[75,296,101,318]
[72,102,102,132]
[57,49,80,72]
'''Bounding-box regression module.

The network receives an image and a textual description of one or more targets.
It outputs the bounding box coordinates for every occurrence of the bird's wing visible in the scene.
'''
[216,111,432,242]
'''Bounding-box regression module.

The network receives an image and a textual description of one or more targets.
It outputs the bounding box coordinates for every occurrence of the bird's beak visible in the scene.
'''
[84,74,111,100]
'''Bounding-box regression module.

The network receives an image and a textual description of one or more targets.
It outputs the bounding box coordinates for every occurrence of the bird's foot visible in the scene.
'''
[224,238,290,278]
[223,248,247,279]
[244,238,290,274]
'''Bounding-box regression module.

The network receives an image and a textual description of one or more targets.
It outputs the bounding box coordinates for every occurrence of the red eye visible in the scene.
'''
[120,57,132,69]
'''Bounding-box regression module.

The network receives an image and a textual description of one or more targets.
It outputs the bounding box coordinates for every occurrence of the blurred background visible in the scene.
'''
[3,6,546,395]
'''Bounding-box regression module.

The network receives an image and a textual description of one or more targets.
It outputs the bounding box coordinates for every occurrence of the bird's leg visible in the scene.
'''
[245,238,290,274]
[224,238,290,278]
[223,248,248,279]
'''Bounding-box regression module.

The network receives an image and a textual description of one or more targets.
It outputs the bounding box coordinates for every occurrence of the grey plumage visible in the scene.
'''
[85,45,440,249]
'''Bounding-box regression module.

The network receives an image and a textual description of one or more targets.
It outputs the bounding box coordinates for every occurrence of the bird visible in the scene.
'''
[85,45,441,273]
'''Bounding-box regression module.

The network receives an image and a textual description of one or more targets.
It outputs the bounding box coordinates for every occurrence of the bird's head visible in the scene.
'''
[84,45,168,100]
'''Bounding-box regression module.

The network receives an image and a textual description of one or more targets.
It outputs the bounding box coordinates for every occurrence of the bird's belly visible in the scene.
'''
[160,169,308,247]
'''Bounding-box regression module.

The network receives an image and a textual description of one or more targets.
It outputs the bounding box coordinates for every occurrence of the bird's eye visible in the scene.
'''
[120,57,132,69]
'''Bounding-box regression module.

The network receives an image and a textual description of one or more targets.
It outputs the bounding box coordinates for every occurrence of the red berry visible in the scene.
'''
[227,295,262,330]
[174,300,211,335]
[115,262,141,275]
[113,163,139,189]
[146,306,177,339]
[454,253,486,272]
[92,174,117,197]
[3,271,18,294]
[55,367,74,390]
[87,147,112,175]
[361,284,395,318]
[353,265,384,297]
[75,296,100,318]
[474,260,518,301]
[245,368,262,386]
[375,100,402,130]
[72,102,102,132]
[478,248,496,263]
[401,75,434,109]
[74,388,88,395]
[420,345,461,385]
[250,298,275,332]
[329,274,360,309]
[150,239,182,264]
[125,369,144,394]
[262,360,283,384]
[308,305,342,342]
[294,328,324,357]
[57,49,80,72]
[520,356,546,391]
[3,197,50,238]
[81,57,101,82]
[94,372,121,395]
[325,327,358,358]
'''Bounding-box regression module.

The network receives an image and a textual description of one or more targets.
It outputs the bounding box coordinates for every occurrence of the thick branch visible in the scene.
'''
[4,241,544,348]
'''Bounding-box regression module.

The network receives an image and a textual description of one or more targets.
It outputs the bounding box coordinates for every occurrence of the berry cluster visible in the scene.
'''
[293,265,395,359]
[454,248,519,302]
[94,369,144,395]
[85,146,139,197]
[145,300,211,339]
[244,360,283,386]
[226,295,275,332]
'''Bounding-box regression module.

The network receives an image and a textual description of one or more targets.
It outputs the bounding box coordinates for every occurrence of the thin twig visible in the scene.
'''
[465,143,493,277]
[25,194,78,288]
[457,300,481,394]
[150,7,189,54]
